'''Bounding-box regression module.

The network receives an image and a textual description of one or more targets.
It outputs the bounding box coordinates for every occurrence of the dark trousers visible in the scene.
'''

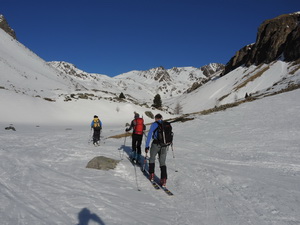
[149,163,167,180]
[93,128,101,143]
[132,133,143,155]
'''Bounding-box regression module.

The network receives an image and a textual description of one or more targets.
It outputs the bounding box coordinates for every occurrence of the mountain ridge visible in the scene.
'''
[0,12,300,122]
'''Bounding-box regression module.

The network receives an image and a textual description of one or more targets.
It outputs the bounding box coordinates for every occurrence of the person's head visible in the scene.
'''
[134,113,140,119]
[154,113,162,121]
[94,115,98,118]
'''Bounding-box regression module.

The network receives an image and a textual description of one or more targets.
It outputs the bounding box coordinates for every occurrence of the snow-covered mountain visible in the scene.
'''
[49,61,223,102]
[1,12,300,125]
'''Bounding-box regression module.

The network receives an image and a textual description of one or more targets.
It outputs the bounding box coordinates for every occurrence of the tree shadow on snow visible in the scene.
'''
[76,208,105,225]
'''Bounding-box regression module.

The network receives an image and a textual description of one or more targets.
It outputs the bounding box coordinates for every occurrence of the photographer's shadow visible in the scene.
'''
[77,208,105,225]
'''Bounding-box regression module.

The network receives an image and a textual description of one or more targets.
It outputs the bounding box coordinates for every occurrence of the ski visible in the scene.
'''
[159,185,174,196]
[130,156,174,195]
[150,180,160,190]
[150,179,173,195]
[143,170,173,195]
[127,156,140,166]
[142,169,159,190]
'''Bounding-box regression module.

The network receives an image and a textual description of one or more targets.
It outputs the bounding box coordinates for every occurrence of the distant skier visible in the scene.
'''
[91,115,102,146]
[145,113,170,187]
[126,113,146,164]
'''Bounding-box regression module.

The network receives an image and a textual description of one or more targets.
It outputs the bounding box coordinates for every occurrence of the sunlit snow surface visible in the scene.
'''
[1,89,300,225]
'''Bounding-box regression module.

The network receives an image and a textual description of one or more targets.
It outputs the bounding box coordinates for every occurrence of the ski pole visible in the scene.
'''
[118,134,126,160]
[171,143,178,172]
[121,134,127,159]
[142,152,148,172]
[118,125,128,159]
[133,159,141,191]
[88,128,93,144]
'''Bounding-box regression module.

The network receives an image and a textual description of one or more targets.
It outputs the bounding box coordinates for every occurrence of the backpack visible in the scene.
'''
[133,118,144,135]
[154,121,173,147]
[93,118,101,130]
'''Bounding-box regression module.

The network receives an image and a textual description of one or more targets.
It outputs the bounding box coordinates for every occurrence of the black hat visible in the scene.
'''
[155,113,162,119]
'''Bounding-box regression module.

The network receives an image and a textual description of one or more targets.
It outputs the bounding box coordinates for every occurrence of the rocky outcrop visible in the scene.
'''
[223,44,254,75]
[200,63,224,77]
[0,15,16,39]
[224,12,300,75]
[153,66,171,82]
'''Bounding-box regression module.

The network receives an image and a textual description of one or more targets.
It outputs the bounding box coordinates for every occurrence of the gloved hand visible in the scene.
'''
[145,147,149,153]
[125,128,129,132]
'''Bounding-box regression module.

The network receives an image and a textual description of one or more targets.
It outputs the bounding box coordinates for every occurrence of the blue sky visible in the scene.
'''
[2,0,299,77]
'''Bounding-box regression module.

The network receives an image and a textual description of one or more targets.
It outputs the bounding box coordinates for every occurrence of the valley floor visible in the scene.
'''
[1,90,300,225]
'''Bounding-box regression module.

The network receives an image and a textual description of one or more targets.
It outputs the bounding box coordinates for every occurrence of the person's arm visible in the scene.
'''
[126,120,134,131]
[145,122,158,148]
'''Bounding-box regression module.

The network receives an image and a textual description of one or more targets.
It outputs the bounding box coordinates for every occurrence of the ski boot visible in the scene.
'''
[160,178,167,187]
[149,173,154,182]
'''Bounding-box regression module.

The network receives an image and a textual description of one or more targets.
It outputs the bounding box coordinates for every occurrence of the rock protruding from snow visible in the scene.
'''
[0,15,16,39]
[86,156,120,170]
[200,63,224,77]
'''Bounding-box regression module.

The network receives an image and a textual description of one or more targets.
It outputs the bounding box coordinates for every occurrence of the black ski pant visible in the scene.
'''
[132,133,143,155]
[149,163,167,180]
[93,128,101,143]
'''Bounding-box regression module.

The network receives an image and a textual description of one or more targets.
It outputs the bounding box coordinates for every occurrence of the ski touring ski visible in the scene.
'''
[150,180,160,190]
[143,170,174,195]
[159,185,174,196]
[150,179,173,196]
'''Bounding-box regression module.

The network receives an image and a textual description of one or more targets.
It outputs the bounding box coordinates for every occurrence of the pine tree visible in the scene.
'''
[152,94,162,109]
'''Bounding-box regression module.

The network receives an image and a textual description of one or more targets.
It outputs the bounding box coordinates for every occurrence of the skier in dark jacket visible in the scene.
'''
[126,113,146,164]
[145,113,168,187]
[91,115,102,146]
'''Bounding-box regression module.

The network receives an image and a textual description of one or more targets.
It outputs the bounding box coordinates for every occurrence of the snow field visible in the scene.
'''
[1,89,300,224]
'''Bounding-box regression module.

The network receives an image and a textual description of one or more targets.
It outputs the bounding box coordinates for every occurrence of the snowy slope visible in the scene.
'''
[170,61,300,113]
[1,89,299,225]
[0,29,82,98]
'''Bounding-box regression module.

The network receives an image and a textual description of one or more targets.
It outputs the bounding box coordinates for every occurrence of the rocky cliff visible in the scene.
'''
[224,12,300,75]
[0,15,16,39]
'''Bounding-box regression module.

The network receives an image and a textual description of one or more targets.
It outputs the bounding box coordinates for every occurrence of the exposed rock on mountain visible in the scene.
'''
[186,63,224,93]
[50,61,223,100]
[200,63,224,77]
[0,15,16,39]
[224,12,300,75]
[153,66,171,82]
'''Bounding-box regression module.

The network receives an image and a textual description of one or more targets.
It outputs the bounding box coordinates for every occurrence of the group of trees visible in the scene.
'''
[119,92,183,115]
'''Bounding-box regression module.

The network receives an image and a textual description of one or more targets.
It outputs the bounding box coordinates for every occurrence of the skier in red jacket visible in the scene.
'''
[126,113,146,165]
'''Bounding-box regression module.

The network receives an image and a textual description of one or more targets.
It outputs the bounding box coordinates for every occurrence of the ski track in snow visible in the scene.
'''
[1,90,300,225]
